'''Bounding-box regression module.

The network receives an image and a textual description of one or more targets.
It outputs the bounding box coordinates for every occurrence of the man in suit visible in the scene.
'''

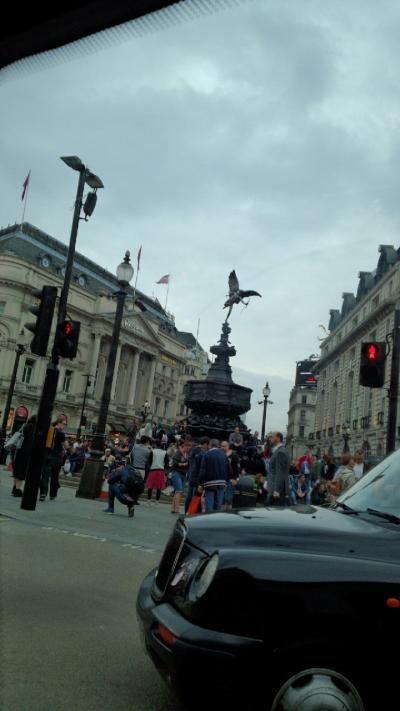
[267,432,290,505]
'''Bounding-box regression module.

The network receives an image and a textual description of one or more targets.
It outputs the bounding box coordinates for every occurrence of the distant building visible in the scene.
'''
[0,222,207,435]
[313,244,399,459]
[286,357,318,460]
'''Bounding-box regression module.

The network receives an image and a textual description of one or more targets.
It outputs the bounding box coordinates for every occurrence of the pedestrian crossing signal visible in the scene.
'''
[55,320,81,359]
[359,342,386,388]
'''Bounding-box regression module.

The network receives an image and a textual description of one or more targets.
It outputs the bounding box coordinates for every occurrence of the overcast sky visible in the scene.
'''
[1,0,400,433]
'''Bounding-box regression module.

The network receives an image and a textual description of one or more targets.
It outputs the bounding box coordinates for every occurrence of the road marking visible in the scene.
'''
[41,526,157,552]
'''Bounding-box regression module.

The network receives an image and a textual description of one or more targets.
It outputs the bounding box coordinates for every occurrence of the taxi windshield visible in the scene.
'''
[338,450,400,518]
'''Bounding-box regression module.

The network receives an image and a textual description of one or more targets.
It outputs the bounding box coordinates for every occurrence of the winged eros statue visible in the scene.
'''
[223,270,262,321]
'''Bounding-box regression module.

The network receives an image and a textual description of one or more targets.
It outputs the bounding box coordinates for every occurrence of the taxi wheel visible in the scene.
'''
[270,667,365,711]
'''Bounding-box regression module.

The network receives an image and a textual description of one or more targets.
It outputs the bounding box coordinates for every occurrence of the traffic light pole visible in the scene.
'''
[386,309,400,455]
[77,374,92,439]
[0,343,25,439]
[21,167,87,510]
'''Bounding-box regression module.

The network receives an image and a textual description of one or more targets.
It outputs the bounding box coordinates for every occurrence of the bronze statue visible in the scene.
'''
[223,270,261,321]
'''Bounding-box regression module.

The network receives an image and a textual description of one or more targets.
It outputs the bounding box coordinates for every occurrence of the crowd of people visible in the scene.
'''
[4,413,369,515]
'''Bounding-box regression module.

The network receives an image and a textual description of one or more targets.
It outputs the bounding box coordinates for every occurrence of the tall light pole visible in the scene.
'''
[0,330,27,443]
[21,156,104,511]
[258,381,273,442]
[77,373,94,439]
[77,251,134,499]
[342,422,351,454]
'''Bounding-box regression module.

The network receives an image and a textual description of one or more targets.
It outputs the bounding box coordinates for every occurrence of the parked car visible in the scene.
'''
[137,449,400,710]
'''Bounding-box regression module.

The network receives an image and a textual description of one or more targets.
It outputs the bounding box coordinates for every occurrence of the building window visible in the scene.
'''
[180,403,185,416]
[352,316,358,329]
[0,301,5,314]
[171,369,175,379]
[164,400,169,418]
[63,370,73,393]
[299,426,305,438]
[372,295,379,310]
[155,397,161,414]
[300,409,306,422]
[388,281,393,296]
[301,395,307,404]
[22,359,35,384]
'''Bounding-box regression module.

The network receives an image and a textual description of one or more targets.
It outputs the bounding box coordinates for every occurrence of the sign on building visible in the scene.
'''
[295,360,318,388]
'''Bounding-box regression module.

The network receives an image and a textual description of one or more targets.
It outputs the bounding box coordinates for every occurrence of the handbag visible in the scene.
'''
[4,428,24,451]
[63,460,71,473]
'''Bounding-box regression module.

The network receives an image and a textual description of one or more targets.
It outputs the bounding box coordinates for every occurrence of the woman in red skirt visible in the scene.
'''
[145,440,168,504]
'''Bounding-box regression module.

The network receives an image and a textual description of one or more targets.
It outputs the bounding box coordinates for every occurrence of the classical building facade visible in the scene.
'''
[313,245,400,458]
[0,223,207,435]
[286,359,318,460]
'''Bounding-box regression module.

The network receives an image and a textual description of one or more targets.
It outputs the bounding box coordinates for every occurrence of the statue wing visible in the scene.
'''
[228,270,239,294]
[239,290,262,298]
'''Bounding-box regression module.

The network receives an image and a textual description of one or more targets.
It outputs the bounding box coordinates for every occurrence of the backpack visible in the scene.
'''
[124,466,145,496]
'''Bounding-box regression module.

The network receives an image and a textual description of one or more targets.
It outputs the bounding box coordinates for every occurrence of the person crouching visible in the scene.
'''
[103,464,144,517]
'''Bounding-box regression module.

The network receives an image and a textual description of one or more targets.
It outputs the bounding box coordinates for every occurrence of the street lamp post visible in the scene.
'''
[77,252,134,499]
[342,423,351,454]
[77,373,94,439]
[258,381,273,442]
[21,156,104,511]
[0,330,27,444]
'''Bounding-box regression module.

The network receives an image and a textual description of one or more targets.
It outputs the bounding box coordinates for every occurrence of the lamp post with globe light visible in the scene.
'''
[342,423,351,454]
[77,251,134,499]
[258,381,273,442]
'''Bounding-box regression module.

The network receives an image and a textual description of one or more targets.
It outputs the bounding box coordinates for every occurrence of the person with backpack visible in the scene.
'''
[103,464,144,516]
[39,418,66,502]
[10,415,37,497]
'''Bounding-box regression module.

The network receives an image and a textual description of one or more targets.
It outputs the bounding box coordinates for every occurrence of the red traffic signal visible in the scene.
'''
[360,342,386,388]
[56,320,81,359]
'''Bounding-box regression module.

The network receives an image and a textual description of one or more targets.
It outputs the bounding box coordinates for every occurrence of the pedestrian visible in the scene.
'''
[103,464,144,516]
[266,432,290,505]
[11,415,37,497]
[322,455,336,480]
[145,440,168,504]
[170,438,192,514]
[129,435,151,486]
[332,454,357,496]
[228,426,244,455]
[353,452,365,480]
[290,472,311,505]
[220,440,240,511]
[39,418,66,501]
[101,447,116,472]
[198,438,231,513]
[185,436,210,513]
[311,479,329,506]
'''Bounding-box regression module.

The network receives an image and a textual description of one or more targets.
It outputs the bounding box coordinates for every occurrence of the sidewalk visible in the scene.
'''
[0,465,177,552]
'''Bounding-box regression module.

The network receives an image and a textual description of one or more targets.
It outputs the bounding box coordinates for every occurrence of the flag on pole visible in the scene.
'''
[137,245,142,270]
[156,274,170,284]
[21,171,31,201]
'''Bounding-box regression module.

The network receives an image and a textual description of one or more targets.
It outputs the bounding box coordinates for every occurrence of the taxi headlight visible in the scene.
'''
[190,554,219,599]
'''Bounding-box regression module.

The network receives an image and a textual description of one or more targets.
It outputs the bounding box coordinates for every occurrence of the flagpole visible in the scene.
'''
[164,277,170,312]
[21,173,31,224]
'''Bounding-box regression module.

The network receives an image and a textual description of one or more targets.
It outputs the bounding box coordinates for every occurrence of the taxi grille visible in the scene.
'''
[153,521,186,600]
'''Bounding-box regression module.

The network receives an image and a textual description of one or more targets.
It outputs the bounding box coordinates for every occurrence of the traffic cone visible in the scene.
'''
[99,476,109,502]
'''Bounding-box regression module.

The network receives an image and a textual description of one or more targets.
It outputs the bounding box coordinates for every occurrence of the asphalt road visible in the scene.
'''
[1,469,184,711]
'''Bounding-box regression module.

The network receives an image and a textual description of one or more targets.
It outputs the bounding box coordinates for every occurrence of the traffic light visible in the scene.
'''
[25,286,57,356]
[55,320,81,359]
[359,342,386,388]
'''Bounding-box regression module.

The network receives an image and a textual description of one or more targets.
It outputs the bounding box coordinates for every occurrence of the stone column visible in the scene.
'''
[146,356,157,407]
[128,349,141,406]
[89,334,102,392]
[111,344,122,400]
